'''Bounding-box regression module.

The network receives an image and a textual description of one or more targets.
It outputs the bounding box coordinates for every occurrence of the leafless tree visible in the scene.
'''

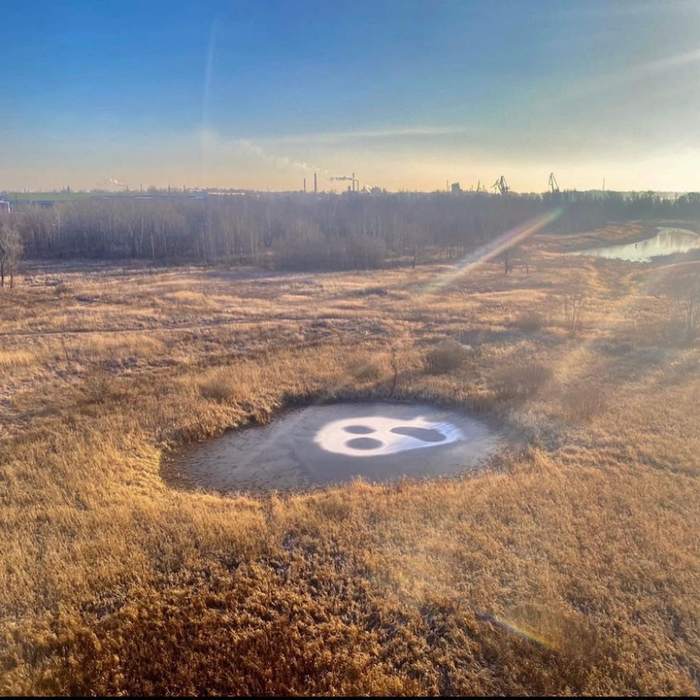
[660,267,700,341]
[501,249,513,275]
[563,292,585,335]
[9,189,700,271]
[0,220,23,288]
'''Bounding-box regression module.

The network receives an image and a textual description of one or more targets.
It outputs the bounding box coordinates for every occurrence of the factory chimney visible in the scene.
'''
[314,172,317,194]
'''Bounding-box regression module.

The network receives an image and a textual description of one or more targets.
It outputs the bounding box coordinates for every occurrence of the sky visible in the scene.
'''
[3,0,700,193]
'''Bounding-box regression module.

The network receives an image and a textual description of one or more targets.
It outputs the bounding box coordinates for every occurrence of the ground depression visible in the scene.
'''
[166,402,503,492]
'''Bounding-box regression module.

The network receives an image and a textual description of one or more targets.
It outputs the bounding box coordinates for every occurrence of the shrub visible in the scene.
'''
[81,372,125,404]
[424,338,471,374]
[493,363,552,400]
[561,383,607,422]
[513,310,545,332]
[199,375,236,403]
[346,354,385,383]
[53,281,73,297]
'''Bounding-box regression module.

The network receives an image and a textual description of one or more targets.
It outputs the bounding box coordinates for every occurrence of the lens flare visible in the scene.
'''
[478,612,557,650]
[422,208,563,294]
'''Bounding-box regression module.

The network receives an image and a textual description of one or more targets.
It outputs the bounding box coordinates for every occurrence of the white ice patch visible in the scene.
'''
[314,415,463,457]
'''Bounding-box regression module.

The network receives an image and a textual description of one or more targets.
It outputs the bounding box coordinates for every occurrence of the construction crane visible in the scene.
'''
[492,175,509,195]
[548,172,560,194]
[331,172,359,192]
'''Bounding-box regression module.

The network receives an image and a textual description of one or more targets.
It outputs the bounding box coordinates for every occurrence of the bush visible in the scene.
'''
[561,383,607,422]
[513,310,545,332]
[199,375,236,403]
[347,354,385,383]
[424,338,471,374]
[493,363,552,400]
[81,372,126,405]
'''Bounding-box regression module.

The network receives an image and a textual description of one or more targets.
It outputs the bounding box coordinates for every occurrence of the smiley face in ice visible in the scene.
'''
[314,415,464,457]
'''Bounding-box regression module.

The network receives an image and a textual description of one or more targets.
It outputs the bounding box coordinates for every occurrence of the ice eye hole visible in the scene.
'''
[345,437,383,450]
[343,425,375,434]
[390,426,446,442]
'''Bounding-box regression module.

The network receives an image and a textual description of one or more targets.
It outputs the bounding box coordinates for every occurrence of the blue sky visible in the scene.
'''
[3,0,700,191]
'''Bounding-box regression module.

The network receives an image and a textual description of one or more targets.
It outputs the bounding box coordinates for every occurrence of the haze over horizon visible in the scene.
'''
[3,0,700,193]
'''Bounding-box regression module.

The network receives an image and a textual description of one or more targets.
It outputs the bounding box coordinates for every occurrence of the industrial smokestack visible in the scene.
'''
[314,172,317,194]
[303,177,306,193]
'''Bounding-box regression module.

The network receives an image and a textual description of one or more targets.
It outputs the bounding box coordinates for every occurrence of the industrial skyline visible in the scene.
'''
[4,1,700,192]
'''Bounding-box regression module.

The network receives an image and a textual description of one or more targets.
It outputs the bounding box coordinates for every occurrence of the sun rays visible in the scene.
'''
[421,209,564,295]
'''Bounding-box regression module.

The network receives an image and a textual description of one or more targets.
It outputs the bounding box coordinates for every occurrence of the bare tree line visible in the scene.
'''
[5,190,700,270]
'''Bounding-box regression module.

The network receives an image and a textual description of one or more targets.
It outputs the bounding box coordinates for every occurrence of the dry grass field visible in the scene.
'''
[1,224,698,695]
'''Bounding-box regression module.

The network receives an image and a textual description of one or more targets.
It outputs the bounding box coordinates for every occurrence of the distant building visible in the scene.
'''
[0,200,11,213]
[450,182,462,193]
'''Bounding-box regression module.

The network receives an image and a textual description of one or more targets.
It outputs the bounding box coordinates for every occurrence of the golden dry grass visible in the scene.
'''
[0,226,698,695]
[0,349,38,369]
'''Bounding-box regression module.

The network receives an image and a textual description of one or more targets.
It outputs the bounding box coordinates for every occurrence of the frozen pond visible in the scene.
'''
[578,227,700,262]
[166,402,503,492]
